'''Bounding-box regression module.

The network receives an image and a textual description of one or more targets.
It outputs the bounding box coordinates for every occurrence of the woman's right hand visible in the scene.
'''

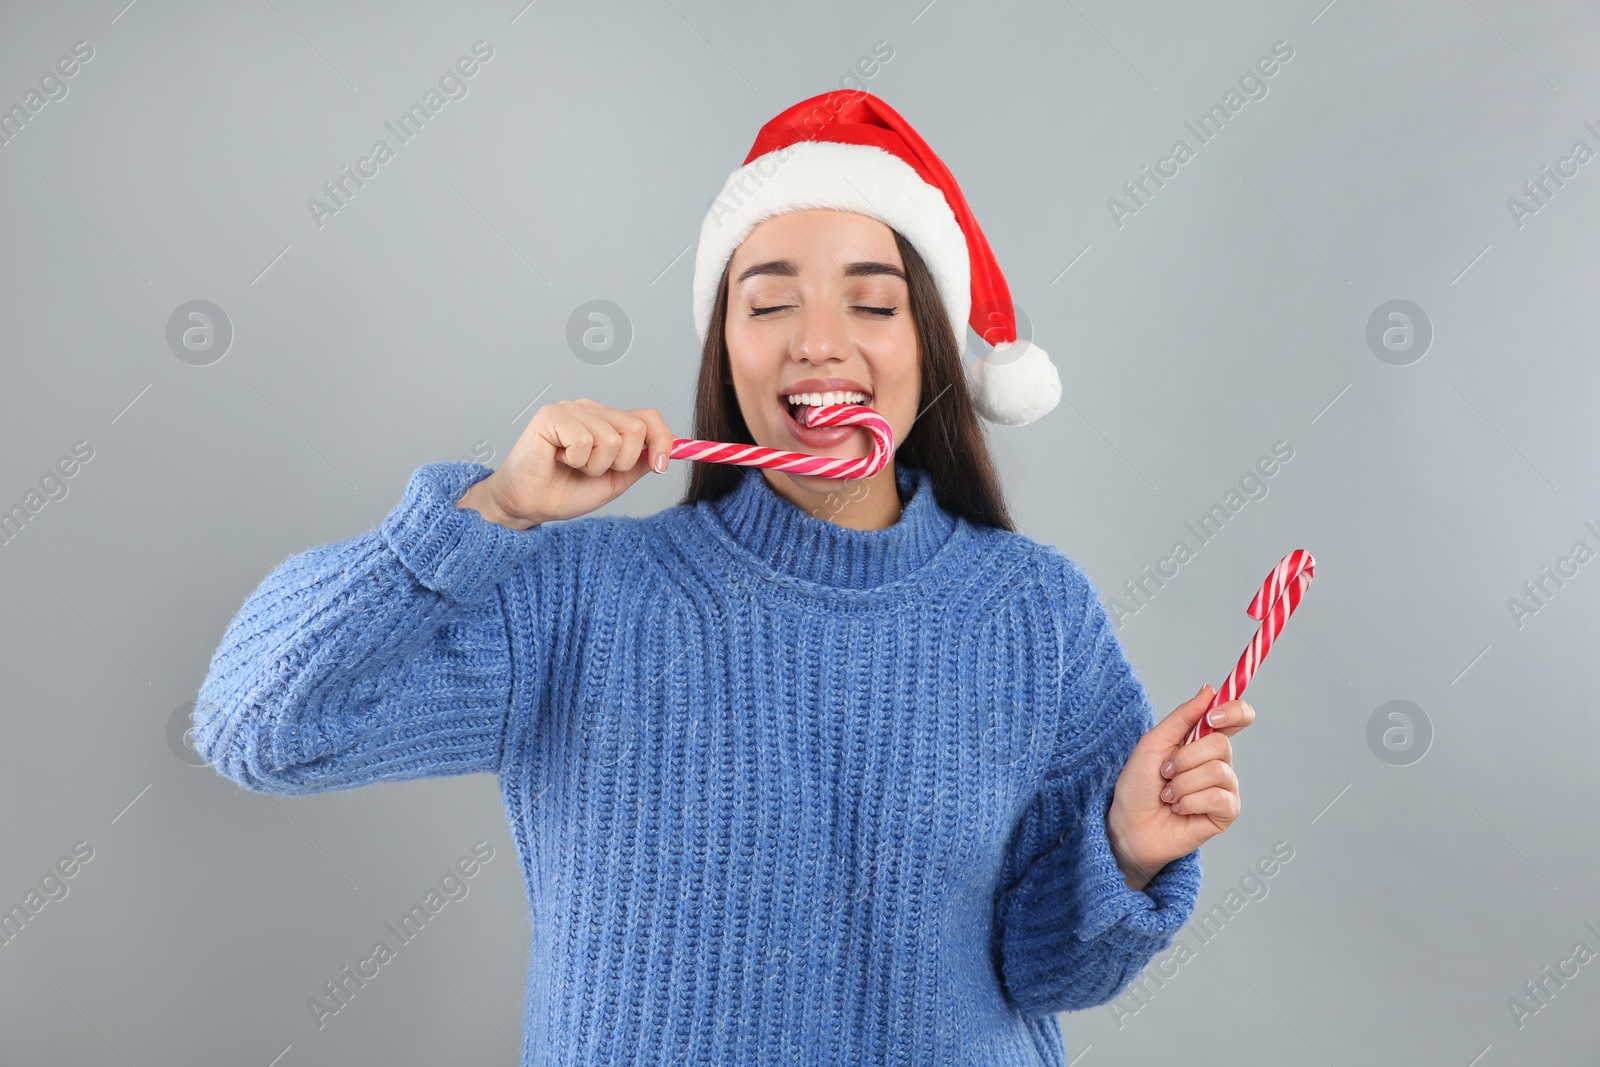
[456,400,676,529]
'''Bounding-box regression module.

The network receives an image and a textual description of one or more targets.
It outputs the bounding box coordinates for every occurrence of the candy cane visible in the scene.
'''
[1184,549,1316,745]
[643,403,895,480]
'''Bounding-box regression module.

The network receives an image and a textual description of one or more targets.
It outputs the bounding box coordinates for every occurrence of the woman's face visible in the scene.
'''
[723,209,920,494]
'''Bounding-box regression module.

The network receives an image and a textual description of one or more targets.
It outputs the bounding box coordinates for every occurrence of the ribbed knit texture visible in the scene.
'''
[194,459,1202,1065]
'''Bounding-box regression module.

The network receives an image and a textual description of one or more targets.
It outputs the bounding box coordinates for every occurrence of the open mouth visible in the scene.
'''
[782,390,873,425]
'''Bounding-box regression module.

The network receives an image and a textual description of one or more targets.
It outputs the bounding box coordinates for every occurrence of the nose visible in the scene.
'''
[791,301,851,365]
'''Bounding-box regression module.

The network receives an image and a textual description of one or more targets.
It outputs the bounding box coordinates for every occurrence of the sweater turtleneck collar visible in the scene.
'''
[699,460,961,591]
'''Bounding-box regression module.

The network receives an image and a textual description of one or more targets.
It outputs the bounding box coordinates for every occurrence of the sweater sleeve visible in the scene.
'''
[992,548,1203,1019]
[192,462,537,796]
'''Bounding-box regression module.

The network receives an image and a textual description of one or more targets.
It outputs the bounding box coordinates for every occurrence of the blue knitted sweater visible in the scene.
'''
[195,459,1202,1065]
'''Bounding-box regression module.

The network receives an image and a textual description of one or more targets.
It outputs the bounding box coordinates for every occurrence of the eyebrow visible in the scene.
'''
[734,258,906,284]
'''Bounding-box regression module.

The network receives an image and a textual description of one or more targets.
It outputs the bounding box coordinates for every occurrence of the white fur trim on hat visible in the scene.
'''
[693,140,971,354]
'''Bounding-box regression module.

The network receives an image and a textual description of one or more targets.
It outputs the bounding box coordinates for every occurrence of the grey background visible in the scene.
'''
[2,0,1596,1064]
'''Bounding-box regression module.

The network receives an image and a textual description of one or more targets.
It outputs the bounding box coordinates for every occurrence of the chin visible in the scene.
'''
[768,468,832,492]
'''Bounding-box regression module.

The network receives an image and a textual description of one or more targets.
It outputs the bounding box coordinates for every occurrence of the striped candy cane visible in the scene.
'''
[1184,549,1316,746]
[646,403,895,480]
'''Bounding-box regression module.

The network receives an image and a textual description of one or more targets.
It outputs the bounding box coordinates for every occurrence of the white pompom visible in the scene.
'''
[965,339,1062,427]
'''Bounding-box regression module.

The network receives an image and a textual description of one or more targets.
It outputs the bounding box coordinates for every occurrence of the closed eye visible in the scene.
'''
[749,305,898,317]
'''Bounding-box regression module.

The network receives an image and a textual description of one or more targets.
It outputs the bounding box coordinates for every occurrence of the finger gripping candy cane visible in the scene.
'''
[642,403,895,480]
[1184,548,1316,746]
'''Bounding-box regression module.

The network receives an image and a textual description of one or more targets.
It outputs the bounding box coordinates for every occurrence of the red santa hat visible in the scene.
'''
[692,91,1062,428]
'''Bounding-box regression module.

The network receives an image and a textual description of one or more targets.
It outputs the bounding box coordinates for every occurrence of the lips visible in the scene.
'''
[779,382,873,423]
[780,402,862,449]
[783,396,871,423]
[779,378,873,402]
[772,378,876,453]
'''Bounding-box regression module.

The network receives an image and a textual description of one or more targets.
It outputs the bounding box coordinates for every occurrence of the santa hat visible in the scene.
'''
[692,91,1062,428]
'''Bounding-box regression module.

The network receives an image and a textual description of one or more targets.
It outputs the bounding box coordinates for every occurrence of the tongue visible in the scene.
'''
[791,399,866,426]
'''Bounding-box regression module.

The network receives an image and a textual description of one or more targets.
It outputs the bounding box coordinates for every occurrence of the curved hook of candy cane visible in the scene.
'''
[649,402,896,481]
[800,403,896,476]
[1246,548,1316,621]
[1182,548,1316,747]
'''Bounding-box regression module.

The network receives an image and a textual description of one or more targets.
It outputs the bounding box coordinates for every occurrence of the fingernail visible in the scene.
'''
[1207,708,1227,727]
[1160,786,1175,803]
[1161,759,1174,777]
[654,453,667,473]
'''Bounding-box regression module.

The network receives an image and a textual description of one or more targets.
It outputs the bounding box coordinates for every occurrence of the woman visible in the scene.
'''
[195,92,1252,1065]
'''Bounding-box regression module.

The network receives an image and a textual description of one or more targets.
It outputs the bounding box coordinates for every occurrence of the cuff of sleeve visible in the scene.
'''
[1072,786,1204,944]
[380,462,532,604]
[995,780,1204,1018]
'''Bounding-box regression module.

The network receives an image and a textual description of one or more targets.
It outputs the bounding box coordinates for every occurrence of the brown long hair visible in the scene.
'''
[675,227,1017,532]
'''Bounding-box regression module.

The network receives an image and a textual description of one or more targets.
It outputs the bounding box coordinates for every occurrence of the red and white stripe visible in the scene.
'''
[1184,548,1317,746]
[660,403,894,480]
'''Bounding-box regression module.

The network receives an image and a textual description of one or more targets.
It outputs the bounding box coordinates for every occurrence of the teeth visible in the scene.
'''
[784,390,871,407]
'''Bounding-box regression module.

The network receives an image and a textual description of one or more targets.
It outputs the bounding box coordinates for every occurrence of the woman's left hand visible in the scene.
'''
[1104,683,1254,891]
